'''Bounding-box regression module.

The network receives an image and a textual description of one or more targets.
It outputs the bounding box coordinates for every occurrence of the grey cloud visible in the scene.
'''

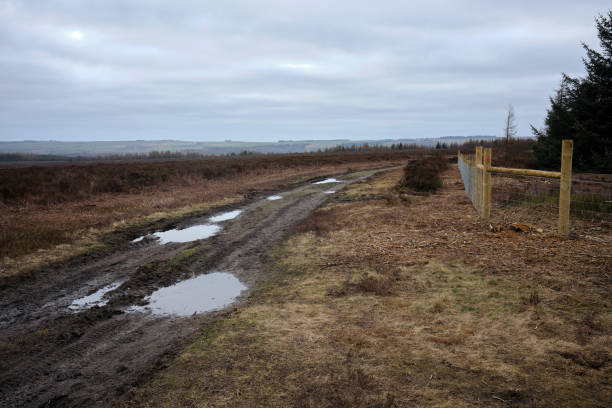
[0,0,609,141]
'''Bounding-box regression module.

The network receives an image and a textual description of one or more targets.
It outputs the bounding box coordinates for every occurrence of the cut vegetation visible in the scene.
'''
[124,164,611,407]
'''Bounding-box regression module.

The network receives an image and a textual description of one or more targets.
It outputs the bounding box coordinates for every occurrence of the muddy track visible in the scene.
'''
[0,169,387,407]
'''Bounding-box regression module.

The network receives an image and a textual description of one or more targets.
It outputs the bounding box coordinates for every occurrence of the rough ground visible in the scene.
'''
[1,156,408,277]
[0,169,382,407]
[124,165,611,407]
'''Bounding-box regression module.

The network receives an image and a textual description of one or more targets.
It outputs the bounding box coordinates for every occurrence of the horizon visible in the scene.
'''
[2,134,529,144]
[1,1,609,142]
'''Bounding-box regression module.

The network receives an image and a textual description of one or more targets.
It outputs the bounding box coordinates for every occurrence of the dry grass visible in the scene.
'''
[123,166,611,407]
[0,152,411,206]
[0,154,409,277]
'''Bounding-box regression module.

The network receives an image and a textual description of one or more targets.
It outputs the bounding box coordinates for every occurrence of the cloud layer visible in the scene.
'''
[0,0,609,141]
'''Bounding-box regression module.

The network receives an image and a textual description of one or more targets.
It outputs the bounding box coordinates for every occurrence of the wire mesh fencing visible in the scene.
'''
[458,142,611,234]
[571,178,612,223]
[491,173,612,226]
[458,152,483,216]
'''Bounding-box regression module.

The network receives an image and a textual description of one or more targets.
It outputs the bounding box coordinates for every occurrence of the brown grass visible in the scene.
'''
[0,152,413,276]
[122,165,611,407]
[292,207,346,236]
[0,152,412,206]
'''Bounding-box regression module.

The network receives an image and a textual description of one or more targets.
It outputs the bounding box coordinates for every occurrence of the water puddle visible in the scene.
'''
[313,178,341,184]
[209,209,242,223]
[68,281,122,311]
[153,224,221,244]
[267,195,282,200]
[131,272,246,316]
[132,224,221,245]
[324,190,336,194]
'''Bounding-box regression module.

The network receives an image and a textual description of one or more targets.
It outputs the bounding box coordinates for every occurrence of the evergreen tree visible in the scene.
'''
[532,11,612,172]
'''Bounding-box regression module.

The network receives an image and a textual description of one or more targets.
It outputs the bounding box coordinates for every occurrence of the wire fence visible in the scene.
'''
[458,144,612,234]
[491,174,611,223]
[458,152,482,216]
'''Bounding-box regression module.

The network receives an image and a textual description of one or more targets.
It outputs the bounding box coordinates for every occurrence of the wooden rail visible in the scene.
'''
[489,166,561,178]
[458,140,573,235]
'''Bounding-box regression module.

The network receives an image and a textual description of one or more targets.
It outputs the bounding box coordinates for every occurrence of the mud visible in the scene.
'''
[0,168,388,407]
[68,281,123,311]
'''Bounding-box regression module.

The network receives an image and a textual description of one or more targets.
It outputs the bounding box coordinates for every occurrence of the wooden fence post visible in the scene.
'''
[475,146,483,215]
[482,147,492,218]
[558,140,573,236]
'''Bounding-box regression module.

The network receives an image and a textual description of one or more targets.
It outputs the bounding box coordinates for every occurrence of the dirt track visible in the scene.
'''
[0,170,382,407]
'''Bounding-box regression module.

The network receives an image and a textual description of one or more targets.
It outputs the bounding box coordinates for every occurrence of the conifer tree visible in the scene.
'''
[532,11,612,172]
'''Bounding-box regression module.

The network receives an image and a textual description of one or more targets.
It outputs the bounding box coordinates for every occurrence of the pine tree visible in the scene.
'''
[532,11,612,172]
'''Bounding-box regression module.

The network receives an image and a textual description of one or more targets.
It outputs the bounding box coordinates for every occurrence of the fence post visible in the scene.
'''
[482,147,492,218]
[475,146,483,215]
[558,140,573,236]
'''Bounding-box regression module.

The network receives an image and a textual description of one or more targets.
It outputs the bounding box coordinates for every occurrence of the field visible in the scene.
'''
[0,151,413,276]
[0,153,610,407]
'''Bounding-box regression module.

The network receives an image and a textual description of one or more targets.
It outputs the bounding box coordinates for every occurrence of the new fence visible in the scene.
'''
[458,140,612,235]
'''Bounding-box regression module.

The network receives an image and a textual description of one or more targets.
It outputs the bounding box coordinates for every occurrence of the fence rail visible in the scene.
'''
[458,141,575,235]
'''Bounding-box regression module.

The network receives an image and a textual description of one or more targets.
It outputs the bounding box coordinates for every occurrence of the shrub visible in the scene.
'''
[397,155,448,192]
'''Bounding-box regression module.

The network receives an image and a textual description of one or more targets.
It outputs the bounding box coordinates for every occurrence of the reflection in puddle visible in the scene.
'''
[313,178,341,184]
[69,281,122,311]
[267,195,282,200]
[132,224,221,244]
[141,224,221,245]
[209,209,242,223]
[133,272,246,316]
[324,190,336,194]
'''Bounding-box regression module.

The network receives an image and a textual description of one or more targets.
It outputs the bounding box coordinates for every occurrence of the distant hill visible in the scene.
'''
[0,136,502,157]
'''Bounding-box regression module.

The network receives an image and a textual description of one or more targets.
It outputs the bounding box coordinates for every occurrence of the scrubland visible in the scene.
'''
[0,151,412,276]
[2,151,609,407]
[124,164,611,407]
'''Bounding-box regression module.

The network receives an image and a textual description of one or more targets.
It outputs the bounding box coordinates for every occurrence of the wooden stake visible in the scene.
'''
[558,140,573,236]
[475,146,483,215]
[482,147,492,218]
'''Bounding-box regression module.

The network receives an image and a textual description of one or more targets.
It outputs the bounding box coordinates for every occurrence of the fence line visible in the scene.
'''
[458,140,574,235]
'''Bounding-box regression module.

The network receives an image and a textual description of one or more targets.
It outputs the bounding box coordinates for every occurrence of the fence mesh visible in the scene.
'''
[571,179,612,223]
[458,154,612,231]
[457,153,483,216]
[490,173,560,229]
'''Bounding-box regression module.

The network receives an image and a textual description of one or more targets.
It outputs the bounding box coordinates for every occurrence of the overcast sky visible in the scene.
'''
[0,1,609,142]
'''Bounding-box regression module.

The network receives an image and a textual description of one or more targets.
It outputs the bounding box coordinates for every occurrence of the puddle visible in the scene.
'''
[132,224,222,245]
[324,190,336,194]
[209,209,242,223]
[267,195,282,200]
[132,272,246,316]
[68,281,122,311]
[313,178,341,184]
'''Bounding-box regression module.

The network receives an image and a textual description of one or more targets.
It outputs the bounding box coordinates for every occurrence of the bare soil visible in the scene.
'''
[0,169,385,407]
